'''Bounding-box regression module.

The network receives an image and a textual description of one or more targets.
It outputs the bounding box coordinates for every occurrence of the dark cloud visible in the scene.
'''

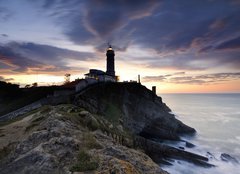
[10,0,240,52]
[143,72,240,85]
[0,6,12,21]
[2,0,240,72]
[216,36,240,50]
[0,45,46,72]
[84,0,159,37]
[30,0,160,48]
[1,34,8,37]
[8,42,95,61]
[0,42,95,73]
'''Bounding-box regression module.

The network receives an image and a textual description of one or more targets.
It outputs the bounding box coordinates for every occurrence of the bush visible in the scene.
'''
[70,150,99,172]
[25,123,39,132]
[83,132,102,149]
[0,146,11,160]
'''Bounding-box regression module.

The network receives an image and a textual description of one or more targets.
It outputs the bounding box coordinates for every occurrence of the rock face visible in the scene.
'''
[0,105,168,174]
[0,83,212,173]
[75,82,195,140]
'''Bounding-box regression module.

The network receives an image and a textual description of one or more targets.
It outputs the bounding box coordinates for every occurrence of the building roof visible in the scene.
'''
[84,69,106,76]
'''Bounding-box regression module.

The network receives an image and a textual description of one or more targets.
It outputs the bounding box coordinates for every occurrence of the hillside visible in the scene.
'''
[0,82,213,174]
[0,105,168,174]
[75,82,195,140]
[0,84,59,116]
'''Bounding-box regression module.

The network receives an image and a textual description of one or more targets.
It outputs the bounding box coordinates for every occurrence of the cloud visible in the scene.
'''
[0,42,95,73]
[8,42,95,61]
[6,0,240,53]
[143,72,185,82]
[0,6,12,21]
[2,0,240,73]
[84,0,159,37]
[29,0,160,48]
[143,72,240,85]
[0,45,46,72]
[0,76,14,82]
[1,34,8,37]
[216,36,240,50]
[143,75,168,82]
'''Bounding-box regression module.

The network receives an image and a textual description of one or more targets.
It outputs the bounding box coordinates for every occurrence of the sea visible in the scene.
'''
[160,93,240,174]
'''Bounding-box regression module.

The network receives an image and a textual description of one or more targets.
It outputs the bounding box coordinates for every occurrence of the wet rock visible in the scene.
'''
[206,152,216,159]
[186,142,195,148]
[135,136,215,168]
[178,146,185,150]
[221,153,239,164]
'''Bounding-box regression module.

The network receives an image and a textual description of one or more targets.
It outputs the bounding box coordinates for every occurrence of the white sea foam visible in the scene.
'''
[161,94,240,174]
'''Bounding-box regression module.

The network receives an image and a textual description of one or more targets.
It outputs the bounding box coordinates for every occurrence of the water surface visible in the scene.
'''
[160,93,240,174]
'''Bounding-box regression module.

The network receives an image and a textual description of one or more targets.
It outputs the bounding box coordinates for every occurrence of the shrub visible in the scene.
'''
[70,150,99,172]
[0,146,11,160]
[83,132,102,149]
[25,123,39,132]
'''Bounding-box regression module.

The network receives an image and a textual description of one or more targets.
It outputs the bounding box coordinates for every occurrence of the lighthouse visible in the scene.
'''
[106,45,115,77]
[82,44,117,86]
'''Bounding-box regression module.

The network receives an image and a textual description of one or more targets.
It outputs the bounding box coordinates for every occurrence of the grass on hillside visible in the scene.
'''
[70,150,99,172]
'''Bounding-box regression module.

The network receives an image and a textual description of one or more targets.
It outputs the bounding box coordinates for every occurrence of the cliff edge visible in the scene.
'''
[75,82,195,140]
[0,82,213,174]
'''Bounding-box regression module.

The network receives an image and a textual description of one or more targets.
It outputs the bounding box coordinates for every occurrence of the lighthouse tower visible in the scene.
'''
[106,45,115,77]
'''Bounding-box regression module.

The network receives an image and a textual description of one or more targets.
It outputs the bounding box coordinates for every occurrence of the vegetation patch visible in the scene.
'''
[25,123,39,132]
[70,150,99,172]
[104,103,121,124]
[86,116,100,131]
[83,132,102,149]
[32,116,45,123]
[0,145,12,161]
[39,106,52,114]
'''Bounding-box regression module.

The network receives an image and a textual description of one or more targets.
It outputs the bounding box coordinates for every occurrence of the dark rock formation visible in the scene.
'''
[74,83,214,168]
[75,82,195,141]
[221,153,239,164]
[185,141,195,148]
[0,82,214,173]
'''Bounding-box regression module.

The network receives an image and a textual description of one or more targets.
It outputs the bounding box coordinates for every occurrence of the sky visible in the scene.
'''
[0,0,240,93]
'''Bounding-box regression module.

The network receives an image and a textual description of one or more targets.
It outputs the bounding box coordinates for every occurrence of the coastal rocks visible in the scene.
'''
[139,117,195,140]
[132,136,214,168]
[73,83,215,168]
[74,83,196,141]
[94,145,168,174]
[0,105,168,174]
[220,153,239,164]
[185,141,195,148]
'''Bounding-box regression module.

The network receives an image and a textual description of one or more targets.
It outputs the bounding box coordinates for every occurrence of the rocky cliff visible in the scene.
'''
[0,105,168,174]
[0,82,213,174]
[75,82,195,140]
